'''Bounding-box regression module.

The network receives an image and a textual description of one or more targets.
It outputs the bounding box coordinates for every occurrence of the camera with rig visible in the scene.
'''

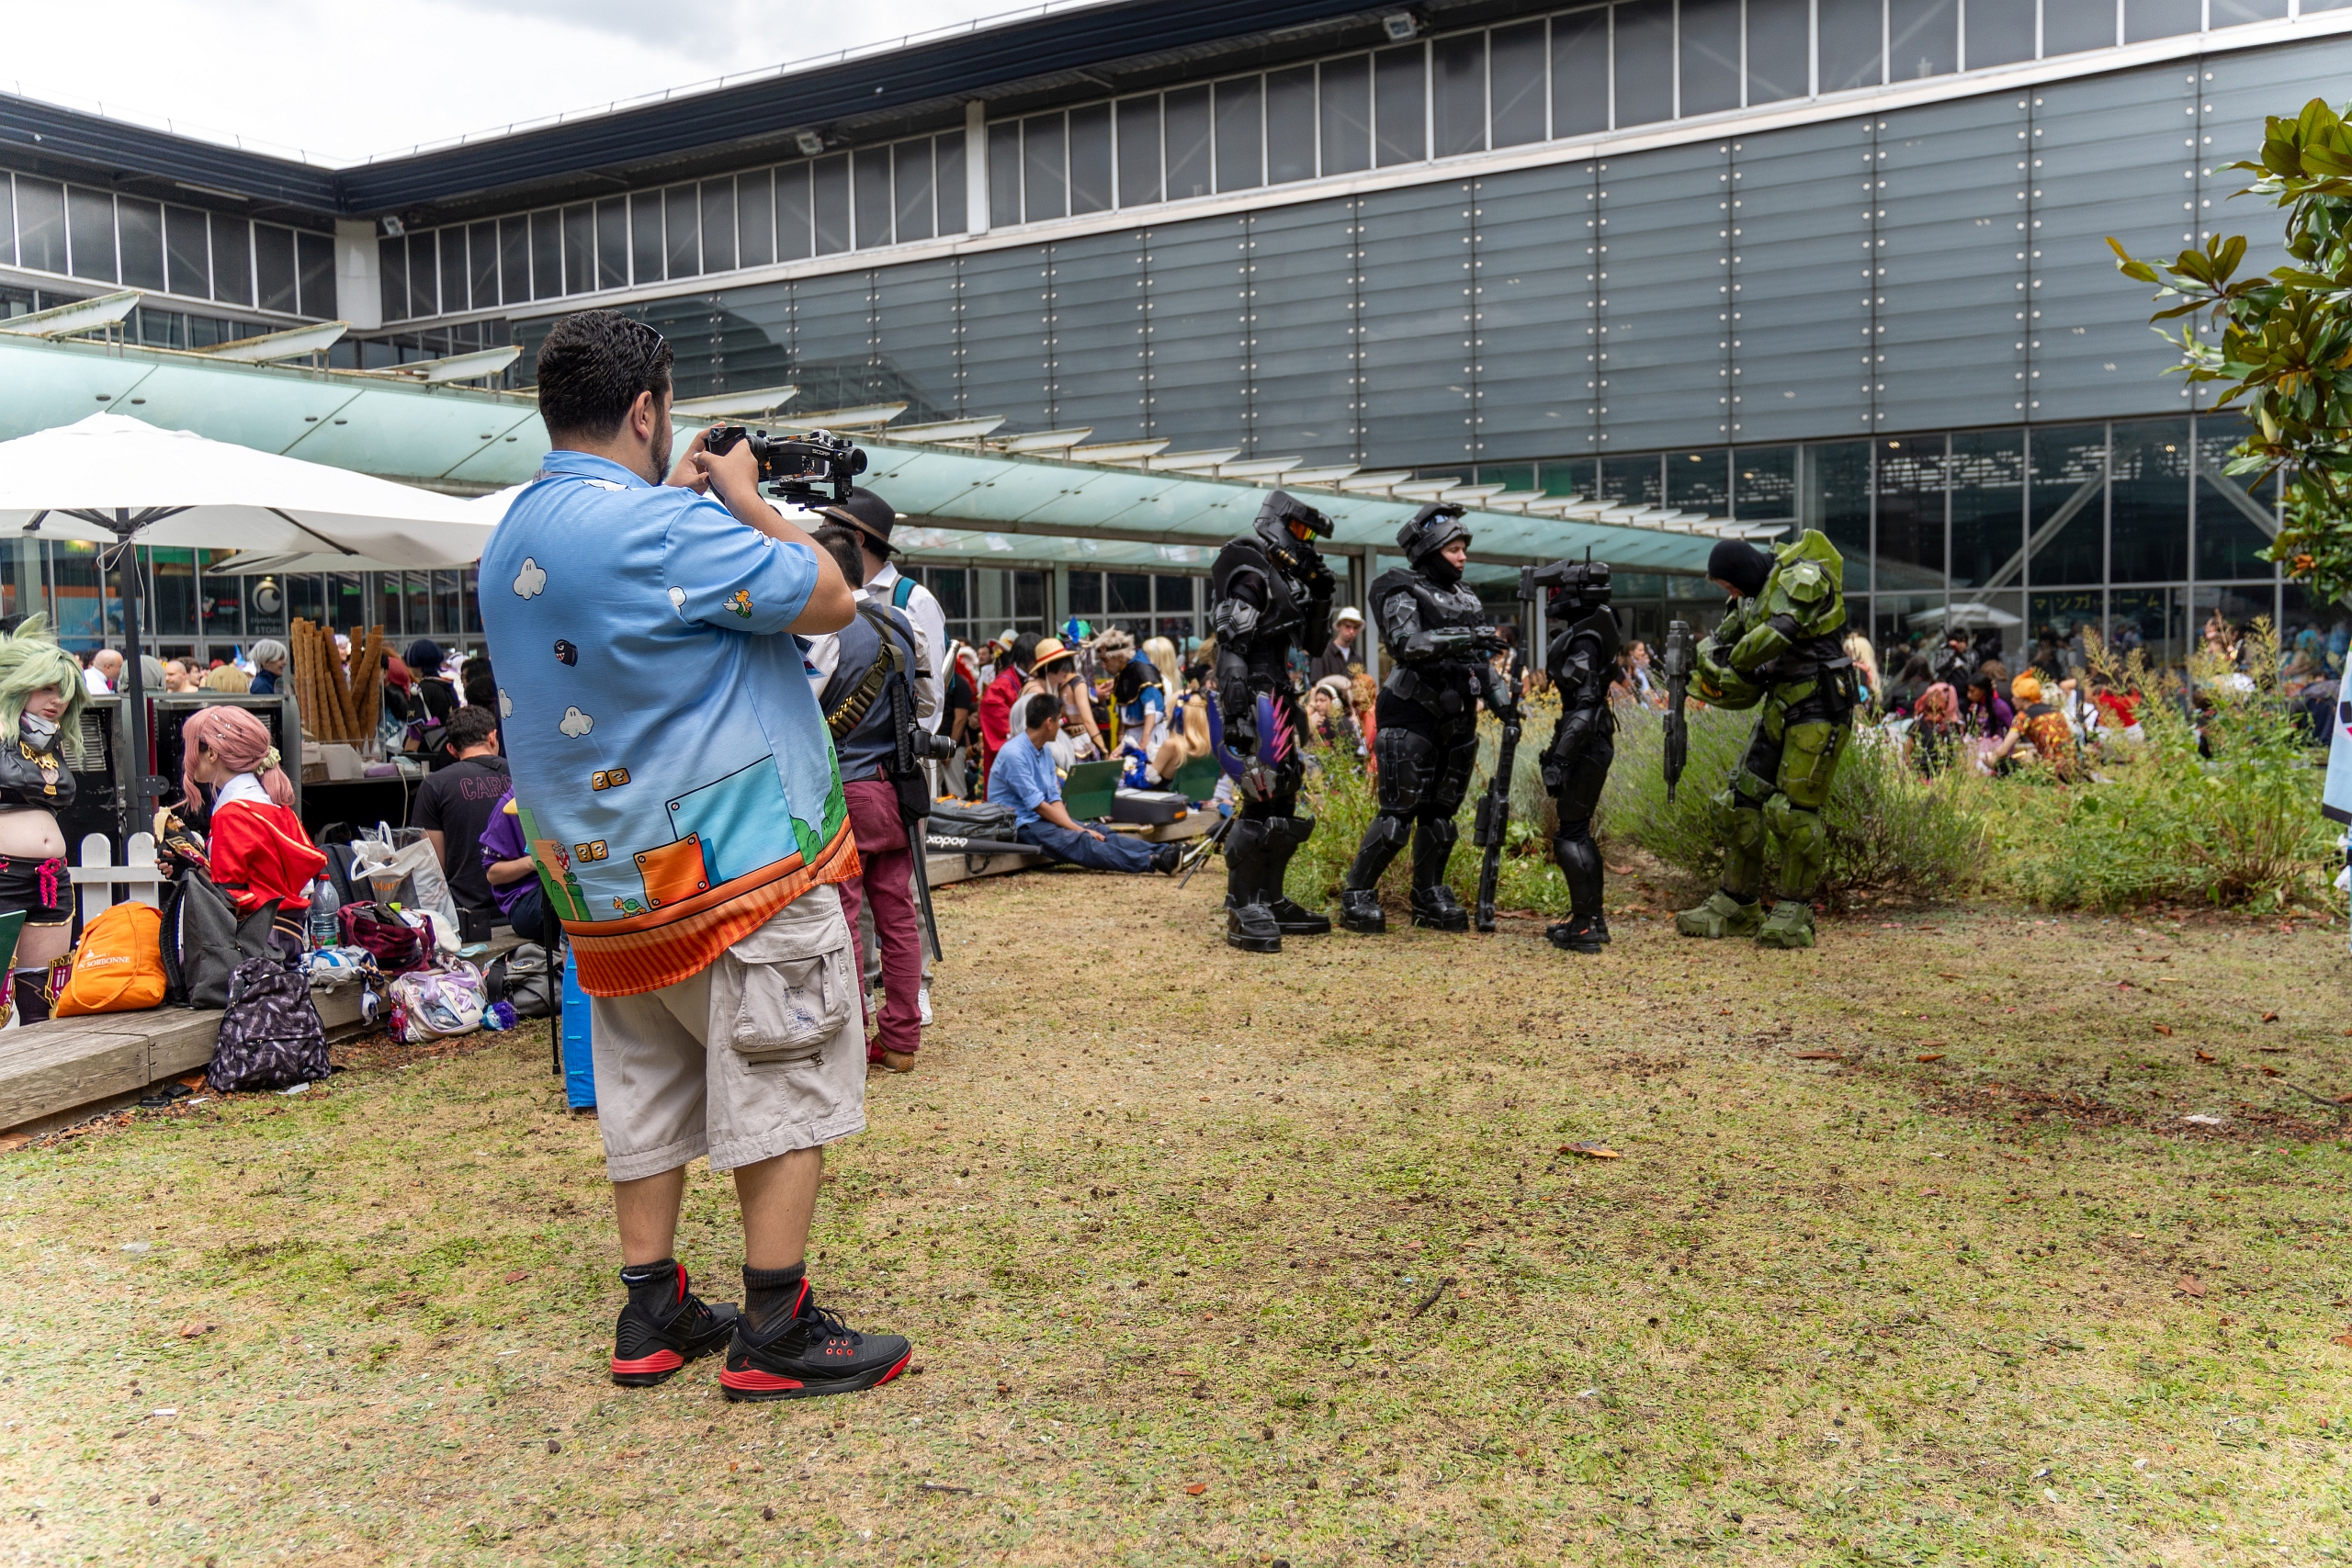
[1520,557,1611,613]
[702,425,867,506]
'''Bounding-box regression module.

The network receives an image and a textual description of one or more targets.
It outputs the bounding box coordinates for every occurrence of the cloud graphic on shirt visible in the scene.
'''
[558,705,594,739]
[668,585,686,610]
[498,686,514,718]
[512,558,548,598]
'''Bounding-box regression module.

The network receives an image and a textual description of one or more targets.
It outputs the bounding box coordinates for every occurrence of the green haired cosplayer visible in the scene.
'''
[0,615,87,760]
[1674,531,1855,950]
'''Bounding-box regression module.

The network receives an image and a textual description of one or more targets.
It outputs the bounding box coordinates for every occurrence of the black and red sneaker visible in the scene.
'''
[718,1279,912,1402]
[610,1262,739,1387]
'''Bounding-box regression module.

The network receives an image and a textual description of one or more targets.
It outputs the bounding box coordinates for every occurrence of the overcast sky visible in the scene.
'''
[6,0,1027,165]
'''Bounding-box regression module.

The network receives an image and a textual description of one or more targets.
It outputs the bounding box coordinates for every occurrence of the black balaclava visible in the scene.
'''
[1706,539,1772,599]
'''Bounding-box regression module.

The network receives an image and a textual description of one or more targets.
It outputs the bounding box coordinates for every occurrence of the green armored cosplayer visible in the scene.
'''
[1674,532,1857,950]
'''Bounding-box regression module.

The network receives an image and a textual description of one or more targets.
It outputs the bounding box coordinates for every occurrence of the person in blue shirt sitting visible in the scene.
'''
[989,694,1182,874]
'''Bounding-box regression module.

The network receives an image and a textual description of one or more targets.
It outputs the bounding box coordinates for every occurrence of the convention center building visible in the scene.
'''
[2,0,2347,664]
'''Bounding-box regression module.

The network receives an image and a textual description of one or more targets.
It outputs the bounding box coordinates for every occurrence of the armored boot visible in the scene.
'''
[1675,890,1764,940]
[1755,900,1816,948]
[1758,793,1830,951]
[1408,818,1468,931]
[1546,823,1607,953]
[1261,814,1330,935]
[1338,815,1409,934]
[1222,818,1283,954]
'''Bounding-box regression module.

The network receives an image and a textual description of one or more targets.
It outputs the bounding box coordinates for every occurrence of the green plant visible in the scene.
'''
[2110,97,2352,603]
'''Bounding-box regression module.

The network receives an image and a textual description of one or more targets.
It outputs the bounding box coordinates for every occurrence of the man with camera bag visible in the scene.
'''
[481,310,912,1403]
[1337,503,1512,935]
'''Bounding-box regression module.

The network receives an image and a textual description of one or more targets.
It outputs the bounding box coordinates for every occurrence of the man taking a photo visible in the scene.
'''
[481,309,910,1403]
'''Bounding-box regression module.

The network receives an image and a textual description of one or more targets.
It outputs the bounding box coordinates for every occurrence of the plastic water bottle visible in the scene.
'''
[307,875,342,951]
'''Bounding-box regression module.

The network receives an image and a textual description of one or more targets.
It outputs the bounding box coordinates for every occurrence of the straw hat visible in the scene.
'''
[1030,637,1075,672]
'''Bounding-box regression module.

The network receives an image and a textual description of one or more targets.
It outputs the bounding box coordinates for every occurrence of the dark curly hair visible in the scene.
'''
[535,310,673,444]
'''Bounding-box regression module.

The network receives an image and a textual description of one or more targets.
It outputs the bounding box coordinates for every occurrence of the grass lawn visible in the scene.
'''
[5,864,2351,1565]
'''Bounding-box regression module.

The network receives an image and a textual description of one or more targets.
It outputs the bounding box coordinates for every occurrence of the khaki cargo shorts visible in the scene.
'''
[588,883,867,1180]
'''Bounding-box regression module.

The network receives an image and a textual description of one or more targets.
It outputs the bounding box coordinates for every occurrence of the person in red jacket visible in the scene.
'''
[180,706,325,953]
[977,631,1037,785]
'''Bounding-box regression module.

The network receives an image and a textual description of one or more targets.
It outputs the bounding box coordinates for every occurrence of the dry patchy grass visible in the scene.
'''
[4,871,2352,1565]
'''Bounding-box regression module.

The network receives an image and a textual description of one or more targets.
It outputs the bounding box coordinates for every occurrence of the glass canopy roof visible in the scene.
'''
[0,328,1743,577]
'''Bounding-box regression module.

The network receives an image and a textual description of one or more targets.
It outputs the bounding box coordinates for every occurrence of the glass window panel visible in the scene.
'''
[403,232,435,319]
[502,215,533,303]
[1374,45,1427,164]
[403,572,433,639]
[2278,582,2345,671]
[737,173,775,268]
[378,234,405,322]
[1267,67,1317,184]
[936,135,967,233]
[777,164,813,260]
[896,141,938,239]
[1553,9,1610,136]
[1875,436,1946,588]
[989,122,1023,227]
[594,201,628,288]
[2042,0,2116,52]
[1116,98,1163,204]
[254,224,297,312]
[150,549,198,637]
[198,554,242,638]
[1681,0,1744,117]
[854,150,893,248]
[117,198,164,293]
[1964,0,2038,65]
[1803,441,1875,590]
[2108,420,2189,582]
[1165,85,1214,199]
[1318,57,1373,175]
[553,205,591,293]
[163,205,207,298]
[430,228,463,316]
[1888,0,1958,78]
[815,156,852,254]
[66,187,116,283]
[373,570,402,634]
[1108,572,1151,615]
[2210,0,2288,21]
[461,220,494,306]
[1735,447,1798,516]
[699,185,735,273]
[1747,0,1812,102]
[243,572,287,639]
[15,180,63,275]
[2125,0,2201,41]
[1600,456,1664,505]
[1949,431,2024,590]
[1612,0,1675,126]
[0,179,10,266]
[1067,105,1112,215]
[1069,570,1103,616]
[1023,117,1067,221]
[1668,450,1730,511]
[297,231,334,317]
[2195,420,2276,581]
[1215,76,1263,191]
[2028,424,2108,587]
[662,186,698,278]
[1154,575,1195,611]
[522,210,554,301]
[1487,21,1547,148]
[209,214,252,305]
[1431,31,1487,157]
[633,189,670,285]
[1819,0,1884,90]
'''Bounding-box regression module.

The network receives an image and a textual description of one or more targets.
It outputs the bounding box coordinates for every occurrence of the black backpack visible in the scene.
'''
[161,866,277,1010]
[207,956,328,1093]
[482,942,552,1020]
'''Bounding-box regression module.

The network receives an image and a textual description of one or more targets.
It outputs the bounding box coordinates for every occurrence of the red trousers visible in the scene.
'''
[835,775,922,1059]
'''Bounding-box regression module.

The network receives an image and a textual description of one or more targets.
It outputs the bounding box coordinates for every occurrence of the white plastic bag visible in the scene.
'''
[351,818,458,926]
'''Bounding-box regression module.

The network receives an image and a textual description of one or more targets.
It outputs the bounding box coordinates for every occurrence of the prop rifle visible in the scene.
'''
[1472,685,1522,933]
[1178,810,1237,891]
[1662,619,1695,804]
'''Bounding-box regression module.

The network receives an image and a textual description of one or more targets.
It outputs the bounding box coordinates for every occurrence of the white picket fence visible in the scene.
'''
[70,832,163,925]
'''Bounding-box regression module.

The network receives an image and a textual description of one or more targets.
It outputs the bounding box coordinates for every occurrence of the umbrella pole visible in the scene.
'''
[113,509,153,848]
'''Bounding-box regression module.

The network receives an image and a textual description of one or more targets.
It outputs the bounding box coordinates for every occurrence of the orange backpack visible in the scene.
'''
[55,901,168,1016]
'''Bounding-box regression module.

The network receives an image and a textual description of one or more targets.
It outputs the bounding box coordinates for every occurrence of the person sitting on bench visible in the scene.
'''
[988,694,1181,875]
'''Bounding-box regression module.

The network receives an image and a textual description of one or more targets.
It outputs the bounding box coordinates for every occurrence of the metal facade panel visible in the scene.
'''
[1046,230,1150,442]
[1596,141,1732,452]
[1470,161,1598,460]
[1242,197,1362,466]
[2030,65,2199,421]
[957,245,1056,433]
[1356,179,1476,472]
[791,270,881,411]
[1875,96,2033,434]
[1730,119,1877,442]
[1142,216,1250,451]
[874,258,965,423]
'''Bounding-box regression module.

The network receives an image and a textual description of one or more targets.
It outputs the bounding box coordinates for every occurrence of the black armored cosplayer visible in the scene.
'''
[1536,561,1621,954]
[1209,491,1338,954]
[1339,504,1510,935]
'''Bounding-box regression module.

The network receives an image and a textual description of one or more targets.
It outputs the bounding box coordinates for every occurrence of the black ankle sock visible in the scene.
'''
[1722,889,1758,906]
[618,1258,682,1322]
[743,1261,808,1336]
